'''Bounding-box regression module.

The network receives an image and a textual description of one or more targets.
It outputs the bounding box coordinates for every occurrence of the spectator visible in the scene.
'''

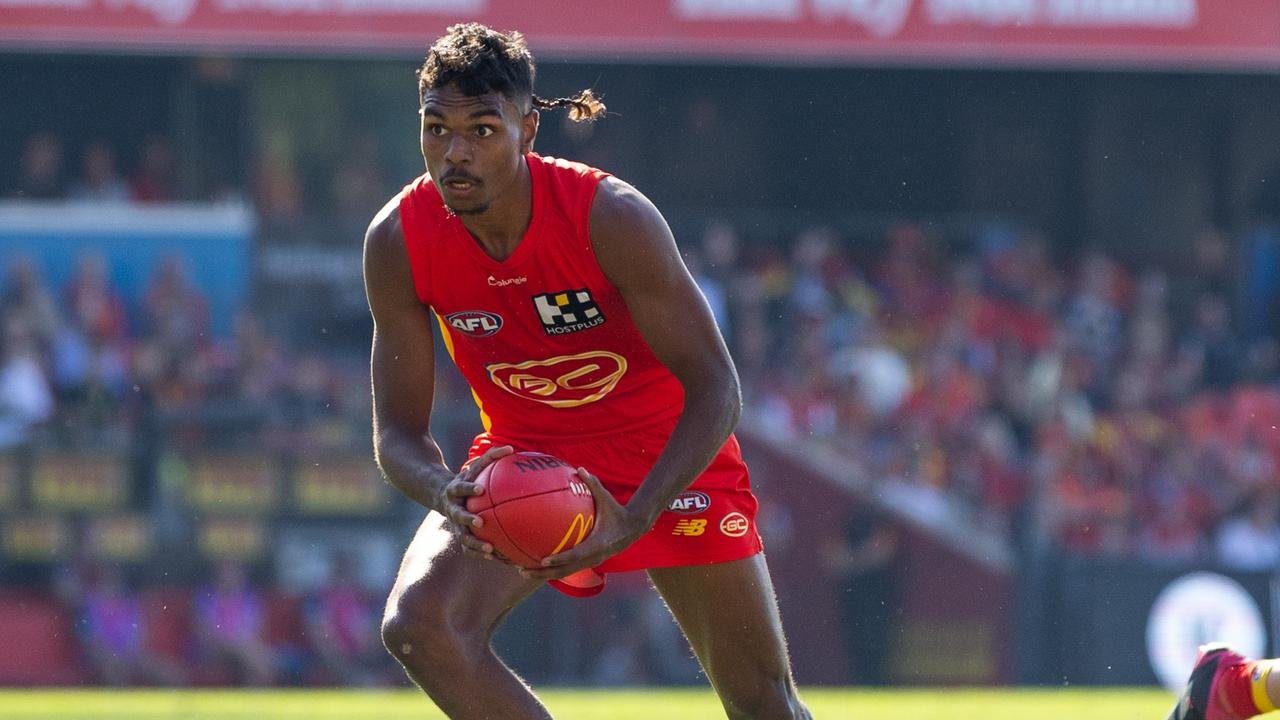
[193,560,276,686]
[74,563,185,686]
[302,554,383,686]
[129,136,177,203]
[1216,490,1280,572]
[50,257,130,434]
[824,506,900,686]
[64,253,128,344]
[141,255,210,352]
[69,140,130,202]
[0,313,54,448]
[829,321,911,421]
[1175,292,1241,391]
[2,255,63,350]
[329,128,389,230]
[685,247,729,342]
[7,131,65,199]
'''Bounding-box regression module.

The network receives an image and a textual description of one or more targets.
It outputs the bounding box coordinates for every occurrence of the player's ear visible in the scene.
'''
[521,109,539,154]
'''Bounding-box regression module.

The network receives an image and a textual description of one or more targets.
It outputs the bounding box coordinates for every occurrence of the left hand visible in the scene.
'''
[520,466,651,581]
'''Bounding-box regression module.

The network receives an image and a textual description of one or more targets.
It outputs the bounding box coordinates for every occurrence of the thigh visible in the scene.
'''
[385,512,545,637]
[647,553,794,684]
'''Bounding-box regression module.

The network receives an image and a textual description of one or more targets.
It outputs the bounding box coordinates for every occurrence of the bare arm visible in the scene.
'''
[589,177,742,527]
[363,199,507,546]
[528,177,741,579]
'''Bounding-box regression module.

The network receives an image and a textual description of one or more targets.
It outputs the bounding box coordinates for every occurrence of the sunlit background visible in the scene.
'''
[2,0,1280,699]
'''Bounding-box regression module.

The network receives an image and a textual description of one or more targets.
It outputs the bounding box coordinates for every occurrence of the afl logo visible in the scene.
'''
[445,310,502,338]
[667,491,710,515]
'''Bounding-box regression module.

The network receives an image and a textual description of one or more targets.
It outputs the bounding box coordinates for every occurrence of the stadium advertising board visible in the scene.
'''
[0,0,1278,69]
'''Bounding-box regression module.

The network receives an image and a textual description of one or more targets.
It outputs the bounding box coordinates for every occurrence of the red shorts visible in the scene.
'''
[465,422,763,597]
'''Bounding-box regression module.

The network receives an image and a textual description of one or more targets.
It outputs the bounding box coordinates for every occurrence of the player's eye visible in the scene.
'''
[475,126,495,138]
[426,124,448,137]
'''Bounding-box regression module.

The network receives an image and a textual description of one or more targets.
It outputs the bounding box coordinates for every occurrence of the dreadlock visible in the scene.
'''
[532,90,607,123]
[418,23,606,122]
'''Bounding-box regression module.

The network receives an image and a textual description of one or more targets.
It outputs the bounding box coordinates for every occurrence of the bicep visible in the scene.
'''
[590,179,734,386]
[364,208,437,436]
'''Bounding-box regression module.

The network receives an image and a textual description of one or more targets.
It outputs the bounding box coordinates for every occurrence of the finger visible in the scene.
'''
[461,445,515,481]
[488,444,515,459]
[445,480,485,501]
[576,467,610,500]
[446,504,483,530]
[458,532,494,557]
[540,544,584,568]
[523,563,586,581]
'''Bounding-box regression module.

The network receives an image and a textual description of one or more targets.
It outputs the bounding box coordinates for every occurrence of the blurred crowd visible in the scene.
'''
[54,556,396,687]
[4,131,241,204]
[690,220,1280,569]
[0,248,365,454]
[0,246,388,687]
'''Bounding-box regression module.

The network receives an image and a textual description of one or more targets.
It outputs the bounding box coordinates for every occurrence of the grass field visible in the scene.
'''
[0,687,1176,719]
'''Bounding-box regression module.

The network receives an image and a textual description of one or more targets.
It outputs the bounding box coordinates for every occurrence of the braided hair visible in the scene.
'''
[418,23,606,122]
[533,90,606,123]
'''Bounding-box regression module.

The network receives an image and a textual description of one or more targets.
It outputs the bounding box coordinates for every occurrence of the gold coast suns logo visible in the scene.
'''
[486,351,627,408]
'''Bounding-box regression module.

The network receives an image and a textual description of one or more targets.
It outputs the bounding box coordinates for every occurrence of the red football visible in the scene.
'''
[465,452,596,569]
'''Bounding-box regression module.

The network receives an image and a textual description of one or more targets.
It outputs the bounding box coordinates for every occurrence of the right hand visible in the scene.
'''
[433,444,513,560]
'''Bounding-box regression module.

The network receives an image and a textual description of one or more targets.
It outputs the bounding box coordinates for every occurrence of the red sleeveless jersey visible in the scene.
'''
[397,153,685,444]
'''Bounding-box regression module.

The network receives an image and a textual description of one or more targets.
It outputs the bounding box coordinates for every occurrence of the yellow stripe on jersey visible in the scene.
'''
[433,311,492,432]
[1251,661,1278,713]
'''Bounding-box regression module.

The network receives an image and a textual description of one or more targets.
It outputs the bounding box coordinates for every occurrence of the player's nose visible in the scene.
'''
[443,135,472,164]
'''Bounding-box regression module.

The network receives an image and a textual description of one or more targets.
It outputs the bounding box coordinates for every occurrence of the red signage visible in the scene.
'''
[0,1,1277,69]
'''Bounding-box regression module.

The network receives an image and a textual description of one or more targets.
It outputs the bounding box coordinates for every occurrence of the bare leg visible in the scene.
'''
[648,554,811,720]
[382,513,548,720]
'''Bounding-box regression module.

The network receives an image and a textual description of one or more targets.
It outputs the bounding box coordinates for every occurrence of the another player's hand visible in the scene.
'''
[521,466,648,581]
[434,444,513,561]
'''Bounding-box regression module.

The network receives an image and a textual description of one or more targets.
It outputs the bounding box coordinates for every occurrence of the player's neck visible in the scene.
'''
[458,163,533,263]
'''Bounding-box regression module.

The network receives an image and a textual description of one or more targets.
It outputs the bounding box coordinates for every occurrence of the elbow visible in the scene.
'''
[371,423,401,479]
[718,368,743,431]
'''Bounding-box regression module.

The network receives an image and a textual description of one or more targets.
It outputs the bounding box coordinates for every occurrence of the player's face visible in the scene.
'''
[419,84,539,216]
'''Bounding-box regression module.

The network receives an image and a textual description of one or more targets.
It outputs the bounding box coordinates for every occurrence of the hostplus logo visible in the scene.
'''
[532,289,606,335]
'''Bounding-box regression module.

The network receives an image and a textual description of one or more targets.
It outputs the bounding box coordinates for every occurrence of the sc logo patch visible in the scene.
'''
[532,289,605,335]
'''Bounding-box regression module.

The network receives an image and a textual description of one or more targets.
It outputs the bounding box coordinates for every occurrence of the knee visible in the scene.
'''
[381,592,476,670]
[380,610,428,663]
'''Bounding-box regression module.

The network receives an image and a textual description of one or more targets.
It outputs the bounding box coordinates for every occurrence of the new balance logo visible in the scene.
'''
[532,289,605,335]
[671,519,707,537]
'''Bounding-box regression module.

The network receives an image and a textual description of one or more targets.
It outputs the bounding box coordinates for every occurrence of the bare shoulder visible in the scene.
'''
[590,176,667,241]
[364,196,406,268]
[589,176,680,289]
[363,196,416,309]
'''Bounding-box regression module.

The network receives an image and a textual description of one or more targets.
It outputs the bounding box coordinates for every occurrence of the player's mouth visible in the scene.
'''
[442,174,482,197]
